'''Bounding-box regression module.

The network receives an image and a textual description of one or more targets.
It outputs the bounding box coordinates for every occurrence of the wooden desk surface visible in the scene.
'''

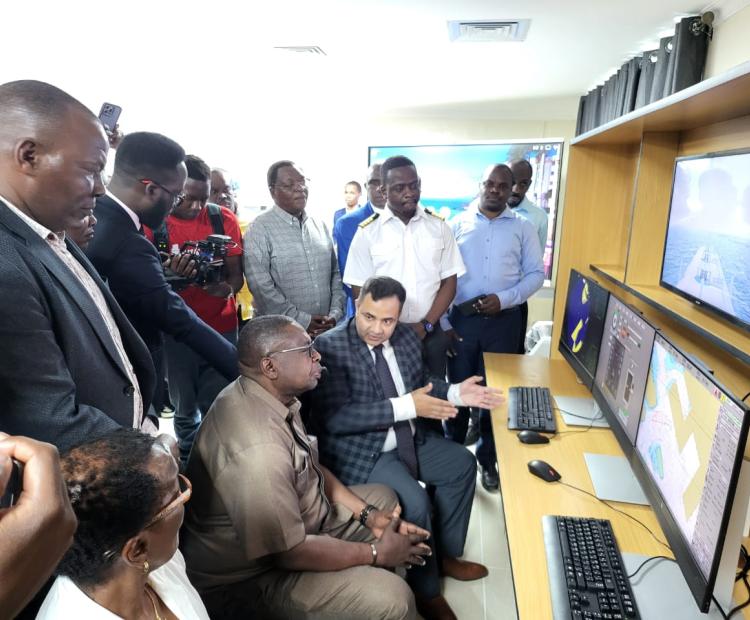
[485,354,749,619]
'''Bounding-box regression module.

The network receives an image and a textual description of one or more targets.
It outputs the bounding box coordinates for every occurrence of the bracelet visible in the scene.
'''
[370,543,378,566]
[359,504,377,527]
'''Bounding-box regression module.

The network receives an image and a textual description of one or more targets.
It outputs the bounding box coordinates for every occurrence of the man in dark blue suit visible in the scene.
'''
[332,164,386,317]
[86,133,238,420]
[311,276,503,620]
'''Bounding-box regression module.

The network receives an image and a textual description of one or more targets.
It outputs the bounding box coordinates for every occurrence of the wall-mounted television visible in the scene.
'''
[660,149,750,331]
[368,141,564,281]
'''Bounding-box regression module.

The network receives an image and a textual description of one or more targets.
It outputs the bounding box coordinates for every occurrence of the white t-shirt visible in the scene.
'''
[344,205,465,323]
[37,550,209,620]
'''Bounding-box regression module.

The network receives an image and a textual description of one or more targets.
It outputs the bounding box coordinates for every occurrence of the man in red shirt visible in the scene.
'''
[161,155,244,461]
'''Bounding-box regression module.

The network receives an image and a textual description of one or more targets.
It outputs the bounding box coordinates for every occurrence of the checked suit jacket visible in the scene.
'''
[310,318,449,485]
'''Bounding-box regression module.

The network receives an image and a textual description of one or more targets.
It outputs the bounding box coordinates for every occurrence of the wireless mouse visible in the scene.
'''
[518,430,550,444]
[527,459,561,482]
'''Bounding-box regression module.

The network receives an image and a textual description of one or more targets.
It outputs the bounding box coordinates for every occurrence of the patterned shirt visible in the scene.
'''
[243,206,345,328]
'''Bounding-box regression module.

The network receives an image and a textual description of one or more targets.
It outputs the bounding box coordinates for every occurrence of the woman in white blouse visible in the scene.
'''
[37,429,209,619]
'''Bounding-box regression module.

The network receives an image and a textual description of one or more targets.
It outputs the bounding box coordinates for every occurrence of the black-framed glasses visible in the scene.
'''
[266,342,317,359]
[140,178,185,206]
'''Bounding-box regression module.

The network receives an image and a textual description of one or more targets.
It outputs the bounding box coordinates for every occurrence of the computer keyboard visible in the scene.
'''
[507,386,557,432]
[543,515,641,620]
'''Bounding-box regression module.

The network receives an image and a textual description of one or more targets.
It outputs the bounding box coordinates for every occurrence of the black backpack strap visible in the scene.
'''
[207,203,225,235]
[152,221,170,253]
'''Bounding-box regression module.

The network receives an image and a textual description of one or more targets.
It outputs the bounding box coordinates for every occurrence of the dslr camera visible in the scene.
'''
[165,234,232,289]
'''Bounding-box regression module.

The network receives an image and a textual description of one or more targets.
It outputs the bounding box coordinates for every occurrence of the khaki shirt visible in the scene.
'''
[181,376,335,589]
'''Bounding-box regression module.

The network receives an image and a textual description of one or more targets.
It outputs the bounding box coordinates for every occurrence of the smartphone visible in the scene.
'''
[457,294,487,317]
[0,458,23,508]
[98,102,122,132]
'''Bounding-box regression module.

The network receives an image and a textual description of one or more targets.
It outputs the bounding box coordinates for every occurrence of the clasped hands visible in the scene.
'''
[367,505,431,569]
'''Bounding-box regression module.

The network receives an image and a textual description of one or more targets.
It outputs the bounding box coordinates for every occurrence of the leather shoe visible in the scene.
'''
[415,594,457,620]
[441,557,489,581]
[481,465,499,492]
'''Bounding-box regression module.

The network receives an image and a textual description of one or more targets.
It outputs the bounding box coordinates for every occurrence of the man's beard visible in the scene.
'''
[140,197,172,229]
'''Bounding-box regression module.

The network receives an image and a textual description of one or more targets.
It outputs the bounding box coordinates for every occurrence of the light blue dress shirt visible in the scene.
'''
[450,205,544,312]
[513,196,548,252]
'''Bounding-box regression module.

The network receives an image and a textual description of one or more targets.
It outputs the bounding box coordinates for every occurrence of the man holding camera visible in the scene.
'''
[86,133,239,442]
[158,155,244,461]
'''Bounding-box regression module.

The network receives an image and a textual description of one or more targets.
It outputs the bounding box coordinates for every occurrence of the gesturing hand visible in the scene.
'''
[411,384,458,420]
[458,376,505,409]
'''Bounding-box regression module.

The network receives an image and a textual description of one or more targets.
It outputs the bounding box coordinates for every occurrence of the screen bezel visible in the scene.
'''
[557,268,609,390]
[659,148,750,333]
[590,293,658,456]
[629,331,750,611]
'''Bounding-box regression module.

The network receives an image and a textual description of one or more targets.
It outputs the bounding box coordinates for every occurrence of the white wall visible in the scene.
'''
[705,3,750,78]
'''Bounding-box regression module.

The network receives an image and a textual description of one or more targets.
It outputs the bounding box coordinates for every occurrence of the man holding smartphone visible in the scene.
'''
[446,164,544,491]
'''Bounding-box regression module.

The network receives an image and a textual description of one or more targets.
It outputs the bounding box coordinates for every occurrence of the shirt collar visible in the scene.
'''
[382,204,424,225]
[239,375,301,422]
[106,190,141,229]
[366,339,392,353]
[0,192,63,240]
[272,204,307,225]
[473,202,517,221]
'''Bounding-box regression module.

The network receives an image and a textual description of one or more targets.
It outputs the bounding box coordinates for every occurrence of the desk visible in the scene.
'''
[485,354,750,619]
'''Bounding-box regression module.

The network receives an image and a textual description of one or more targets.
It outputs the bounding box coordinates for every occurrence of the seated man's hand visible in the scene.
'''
[368,505,430,541]
[459,376,505,409]
[162,252,197,280]
[476,293,502,316]
[373,517,431,569]
[411,383,457,420]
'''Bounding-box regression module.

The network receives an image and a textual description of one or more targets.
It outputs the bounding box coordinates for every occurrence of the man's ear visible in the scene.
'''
[14,139,41,174]
[260,356,278,380]
[121,534,150,570]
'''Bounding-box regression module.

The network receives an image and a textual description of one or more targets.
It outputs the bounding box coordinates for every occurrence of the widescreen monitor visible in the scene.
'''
[660,149,750,332]
[368,141,563,280]
[633,333,750,611]
[558,269,609,389]
[593,295,657,448]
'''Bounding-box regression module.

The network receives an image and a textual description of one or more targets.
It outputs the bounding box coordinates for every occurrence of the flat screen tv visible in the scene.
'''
[368,141,564,281]
[660,149,750,331]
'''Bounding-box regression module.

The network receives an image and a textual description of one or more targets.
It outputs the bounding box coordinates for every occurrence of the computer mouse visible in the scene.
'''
[528,459,561,482]
[518,430,550,444]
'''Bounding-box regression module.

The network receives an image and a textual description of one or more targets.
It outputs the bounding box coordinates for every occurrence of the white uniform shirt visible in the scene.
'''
[344,205,465,323]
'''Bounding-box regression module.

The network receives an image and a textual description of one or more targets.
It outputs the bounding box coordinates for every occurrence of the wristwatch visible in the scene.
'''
[421,319,435,334]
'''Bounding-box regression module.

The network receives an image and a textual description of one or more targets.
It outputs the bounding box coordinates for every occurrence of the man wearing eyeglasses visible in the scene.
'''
[86,133,239,417]
[445,164,544,491]
[182,315,428,619]
[244,160,345,338]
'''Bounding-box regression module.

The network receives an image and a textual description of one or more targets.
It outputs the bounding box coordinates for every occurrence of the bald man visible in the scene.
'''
[0,80,156,450]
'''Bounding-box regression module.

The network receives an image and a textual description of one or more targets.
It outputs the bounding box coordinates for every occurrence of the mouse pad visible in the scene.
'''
[584,453,648,505]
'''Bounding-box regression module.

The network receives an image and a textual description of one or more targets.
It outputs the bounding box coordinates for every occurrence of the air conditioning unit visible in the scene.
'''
[447,19,531,43]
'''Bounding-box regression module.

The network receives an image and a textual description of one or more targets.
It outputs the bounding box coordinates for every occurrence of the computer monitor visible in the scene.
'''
[592,295,657,449]
[633,333,750,611]
[558,269,610,389]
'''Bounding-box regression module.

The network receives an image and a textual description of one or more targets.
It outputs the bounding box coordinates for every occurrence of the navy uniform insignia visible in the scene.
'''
[359,213,380,228]
[424,208,445,220]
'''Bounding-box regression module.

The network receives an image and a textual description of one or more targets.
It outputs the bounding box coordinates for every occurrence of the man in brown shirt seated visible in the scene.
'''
[181,314,430,619]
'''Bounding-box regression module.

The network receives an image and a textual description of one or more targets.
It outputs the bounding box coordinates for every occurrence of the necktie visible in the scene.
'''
[372,345,419,479]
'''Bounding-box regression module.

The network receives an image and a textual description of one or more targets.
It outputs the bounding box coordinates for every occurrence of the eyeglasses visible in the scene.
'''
[140,179,186,207]
[144,473,192,529]
[273,178,310,192]
[266,342,317,359]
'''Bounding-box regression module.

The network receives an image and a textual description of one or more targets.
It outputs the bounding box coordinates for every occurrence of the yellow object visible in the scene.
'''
[237,218,253,322]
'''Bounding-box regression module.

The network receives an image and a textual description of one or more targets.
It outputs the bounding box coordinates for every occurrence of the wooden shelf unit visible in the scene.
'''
[552,61,750,403]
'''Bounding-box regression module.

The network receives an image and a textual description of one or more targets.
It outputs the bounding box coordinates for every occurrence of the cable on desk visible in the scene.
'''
[742,391,750,403]
[557,480,671,551]
[553,407,604,436]
[626,555,674,579]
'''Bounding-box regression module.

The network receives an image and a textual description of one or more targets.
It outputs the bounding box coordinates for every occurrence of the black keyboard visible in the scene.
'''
[507,386,556,432]
[543,516,640,620]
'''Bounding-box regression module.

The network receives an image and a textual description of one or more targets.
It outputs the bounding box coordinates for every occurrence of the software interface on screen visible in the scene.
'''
[594,296,656,444]
[661,151,750,330]
[560,271,609,381]
[635,334,746,580]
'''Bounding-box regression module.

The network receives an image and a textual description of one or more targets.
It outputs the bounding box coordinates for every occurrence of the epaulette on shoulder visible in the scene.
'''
[359,213,380,228]
[424,208,445,220]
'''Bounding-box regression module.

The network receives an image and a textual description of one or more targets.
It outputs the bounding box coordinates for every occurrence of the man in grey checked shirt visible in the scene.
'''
[244,161,345,336]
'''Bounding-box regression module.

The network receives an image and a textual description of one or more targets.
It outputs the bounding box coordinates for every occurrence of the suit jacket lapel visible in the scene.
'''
[0,202,129,378]
[391,325,418,392]
[346,319,385,400]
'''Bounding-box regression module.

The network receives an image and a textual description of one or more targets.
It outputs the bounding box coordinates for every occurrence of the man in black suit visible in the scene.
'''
[86,133,238,422]
[0,80,156,450]
[310,276,503,620]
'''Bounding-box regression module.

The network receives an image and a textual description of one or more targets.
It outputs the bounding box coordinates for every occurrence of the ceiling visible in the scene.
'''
[3,0,741,122]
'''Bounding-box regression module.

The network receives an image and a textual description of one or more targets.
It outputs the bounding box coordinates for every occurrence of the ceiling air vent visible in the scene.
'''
[274,46,327,55]
[447,19,531,43]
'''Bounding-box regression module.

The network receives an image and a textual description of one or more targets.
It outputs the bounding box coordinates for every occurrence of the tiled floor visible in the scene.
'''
[163,415,517,619]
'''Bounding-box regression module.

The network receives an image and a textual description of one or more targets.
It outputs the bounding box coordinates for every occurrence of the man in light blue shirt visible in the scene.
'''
[446,163,544,491]
[508,158,549,354]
